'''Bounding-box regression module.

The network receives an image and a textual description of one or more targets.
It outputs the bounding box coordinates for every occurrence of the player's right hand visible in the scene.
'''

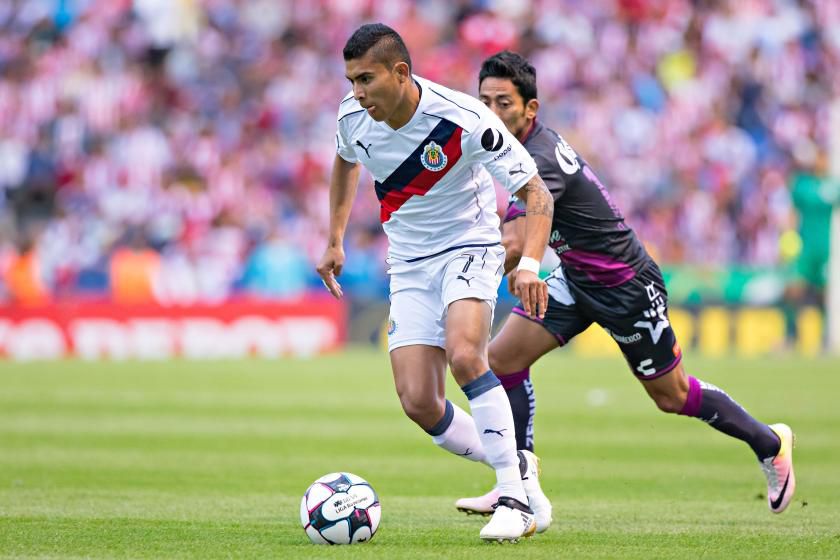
[316,245,345,299]
[513,269,547,320]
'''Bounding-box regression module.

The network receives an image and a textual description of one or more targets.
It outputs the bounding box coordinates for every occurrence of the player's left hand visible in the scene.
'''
[513,269,547,320]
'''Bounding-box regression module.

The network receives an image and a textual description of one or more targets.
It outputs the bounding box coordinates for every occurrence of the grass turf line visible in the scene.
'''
[1,350,839,558]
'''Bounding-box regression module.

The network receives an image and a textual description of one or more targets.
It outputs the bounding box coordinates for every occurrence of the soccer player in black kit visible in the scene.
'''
[455,51,796,525]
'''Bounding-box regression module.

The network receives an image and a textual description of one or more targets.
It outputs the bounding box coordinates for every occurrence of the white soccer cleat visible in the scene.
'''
[455,487,500,516]
[479,496,536,543]
[518,449,552,533]
[761,423,796,514]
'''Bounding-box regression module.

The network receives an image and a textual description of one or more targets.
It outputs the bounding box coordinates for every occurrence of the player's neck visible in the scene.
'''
[518,118,537,143]
[385,80,421,130]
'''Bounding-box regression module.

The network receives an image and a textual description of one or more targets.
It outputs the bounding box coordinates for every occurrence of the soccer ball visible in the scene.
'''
[300,472,381,545]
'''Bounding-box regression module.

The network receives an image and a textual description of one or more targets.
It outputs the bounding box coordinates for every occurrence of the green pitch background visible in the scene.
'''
[1,350,839,559]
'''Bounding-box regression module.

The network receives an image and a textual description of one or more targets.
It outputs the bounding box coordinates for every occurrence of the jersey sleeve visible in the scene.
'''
[462,110,538,195]
[532,149,567,201]
[335,119,359,163]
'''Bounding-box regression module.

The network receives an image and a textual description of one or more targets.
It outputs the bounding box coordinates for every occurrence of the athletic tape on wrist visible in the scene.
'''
[517,256,540,275]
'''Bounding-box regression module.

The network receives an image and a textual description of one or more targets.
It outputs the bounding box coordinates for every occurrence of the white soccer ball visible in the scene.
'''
[300,472,381,545]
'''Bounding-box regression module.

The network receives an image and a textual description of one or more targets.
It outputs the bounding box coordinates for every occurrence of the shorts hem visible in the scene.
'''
[636,353,682,380]
[388,338,446,353]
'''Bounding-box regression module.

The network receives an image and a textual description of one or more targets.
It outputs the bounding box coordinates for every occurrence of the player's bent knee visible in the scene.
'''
[398,393,444,429]
[447,346,486,381]
[651,393,686,414]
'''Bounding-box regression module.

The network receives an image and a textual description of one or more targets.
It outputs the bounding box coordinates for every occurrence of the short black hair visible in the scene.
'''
[479,51,538,103]
[343,23,412,73]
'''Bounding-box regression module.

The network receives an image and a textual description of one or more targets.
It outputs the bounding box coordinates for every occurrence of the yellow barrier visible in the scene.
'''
[379,306,824,356]
[571,306,822,356]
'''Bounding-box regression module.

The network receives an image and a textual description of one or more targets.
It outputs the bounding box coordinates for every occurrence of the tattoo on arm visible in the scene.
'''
[522,176,553,218]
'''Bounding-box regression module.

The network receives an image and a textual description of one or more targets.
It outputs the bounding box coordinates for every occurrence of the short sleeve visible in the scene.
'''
[532,150,567,201]
[335,124,358,164]
[462,108,537,195]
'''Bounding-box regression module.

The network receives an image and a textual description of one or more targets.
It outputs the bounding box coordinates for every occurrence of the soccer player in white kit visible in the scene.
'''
[316,24,555,542]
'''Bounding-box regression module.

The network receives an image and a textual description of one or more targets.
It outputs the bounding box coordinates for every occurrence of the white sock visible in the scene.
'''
[467,381,526,503]
[431,402,488,465]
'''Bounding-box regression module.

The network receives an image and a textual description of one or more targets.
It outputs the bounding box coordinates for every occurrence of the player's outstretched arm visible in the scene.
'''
[316,155,361,299]
[513,174,553,318]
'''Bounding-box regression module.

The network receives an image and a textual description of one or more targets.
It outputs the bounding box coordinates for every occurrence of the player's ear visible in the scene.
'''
[393,61,410,82]
[525,98,539,120]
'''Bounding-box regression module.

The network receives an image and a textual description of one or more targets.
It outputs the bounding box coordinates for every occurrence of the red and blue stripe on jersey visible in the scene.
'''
[375,119,463,223]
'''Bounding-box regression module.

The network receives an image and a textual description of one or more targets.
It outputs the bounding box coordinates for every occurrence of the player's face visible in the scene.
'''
[345,52,405,123]
[479,77,536,140]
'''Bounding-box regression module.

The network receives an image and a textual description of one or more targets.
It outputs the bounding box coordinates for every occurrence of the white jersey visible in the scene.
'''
[336,75,538,261]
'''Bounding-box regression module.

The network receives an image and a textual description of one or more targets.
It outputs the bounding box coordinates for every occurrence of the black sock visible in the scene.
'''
[680,375,781,460]
[503,374,535,452]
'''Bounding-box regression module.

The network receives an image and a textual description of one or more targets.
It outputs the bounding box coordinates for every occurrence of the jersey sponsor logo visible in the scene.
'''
[481,127,504,151]
[604,327,642,344]
[492,143,512,161]
[554,136,581,175]
[420,141,448,172]
[633,282,670,345]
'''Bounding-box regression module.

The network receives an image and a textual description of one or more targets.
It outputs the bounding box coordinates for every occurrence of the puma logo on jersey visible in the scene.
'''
[509,163,528,176]
[456,275,474,286]
[457,448,473,457]
[483,428,507,437]
[355,140,372,158]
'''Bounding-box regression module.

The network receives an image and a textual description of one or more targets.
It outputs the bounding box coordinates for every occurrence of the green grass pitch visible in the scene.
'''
[1,349,839,558]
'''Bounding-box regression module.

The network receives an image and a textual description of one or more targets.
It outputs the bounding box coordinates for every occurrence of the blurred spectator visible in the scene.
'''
[0,0,834,305]
[239,227,310,299]
[109,229,160,304]
[3,235,50,305]
[788,149,840,302]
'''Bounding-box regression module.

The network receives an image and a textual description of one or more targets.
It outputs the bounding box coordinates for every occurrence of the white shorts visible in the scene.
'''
[386,245,505,352]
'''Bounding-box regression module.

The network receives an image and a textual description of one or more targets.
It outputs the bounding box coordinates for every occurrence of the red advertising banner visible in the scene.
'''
[0,296,346,360]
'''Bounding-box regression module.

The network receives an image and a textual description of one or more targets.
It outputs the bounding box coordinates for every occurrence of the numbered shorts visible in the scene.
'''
[386,245,505,352]
[512,262,682,380]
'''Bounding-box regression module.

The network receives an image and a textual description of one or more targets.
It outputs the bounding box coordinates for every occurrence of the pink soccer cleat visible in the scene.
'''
[456,487,499,516]
[761,423,796,514]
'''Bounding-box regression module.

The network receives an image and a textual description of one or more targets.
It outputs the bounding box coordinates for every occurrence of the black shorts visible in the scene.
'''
[512,260,682,379]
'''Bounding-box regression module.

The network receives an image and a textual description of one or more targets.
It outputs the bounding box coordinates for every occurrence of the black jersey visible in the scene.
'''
[505,120,650,291]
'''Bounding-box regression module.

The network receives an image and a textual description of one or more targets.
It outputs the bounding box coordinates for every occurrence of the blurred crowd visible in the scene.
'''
[0,0,837,305]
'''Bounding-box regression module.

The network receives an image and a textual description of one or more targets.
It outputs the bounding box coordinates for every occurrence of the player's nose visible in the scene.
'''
[352,83,365,100]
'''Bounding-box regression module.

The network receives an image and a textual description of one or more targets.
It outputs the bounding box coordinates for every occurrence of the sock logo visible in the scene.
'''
[457,448,473,457]
[483,428,507,437]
